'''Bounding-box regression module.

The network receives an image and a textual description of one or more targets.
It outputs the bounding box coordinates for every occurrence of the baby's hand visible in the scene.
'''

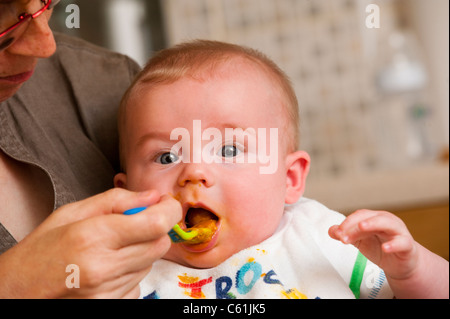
[328,210,418,281]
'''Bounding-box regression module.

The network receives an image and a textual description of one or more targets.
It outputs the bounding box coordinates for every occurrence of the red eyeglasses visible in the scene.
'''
[0,0,60,51]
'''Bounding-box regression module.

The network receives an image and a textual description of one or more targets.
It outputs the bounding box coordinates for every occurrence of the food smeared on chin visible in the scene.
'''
[184,208,218,244]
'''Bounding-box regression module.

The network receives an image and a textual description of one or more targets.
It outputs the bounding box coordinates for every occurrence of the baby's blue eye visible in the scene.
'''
[220,145,239,157]
[157,152,179,164]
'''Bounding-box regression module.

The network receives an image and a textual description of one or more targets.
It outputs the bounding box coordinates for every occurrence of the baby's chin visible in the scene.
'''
[163,241,246,269]
[163,229,279,269]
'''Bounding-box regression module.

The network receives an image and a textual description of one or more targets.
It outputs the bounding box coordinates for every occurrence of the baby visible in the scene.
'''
[115,40,448,299]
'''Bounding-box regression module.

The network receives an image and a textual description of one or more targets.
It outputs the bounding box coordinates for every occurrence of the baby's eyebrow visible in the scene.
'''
[134,123,258,148]
[135,131,170,148]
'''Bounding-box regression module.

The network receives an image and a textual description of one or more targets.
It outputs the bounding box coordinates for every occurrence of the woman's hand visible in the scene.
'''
[0,188,181,298]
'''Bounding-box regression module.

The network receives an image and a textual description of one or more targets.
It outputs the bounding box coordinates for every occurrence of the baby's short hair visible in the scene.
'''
[119,40,300,166]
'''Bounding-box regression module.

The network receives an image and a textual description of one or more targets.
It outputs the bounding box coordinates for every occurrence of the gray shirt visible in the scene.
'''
[0,33,140,254]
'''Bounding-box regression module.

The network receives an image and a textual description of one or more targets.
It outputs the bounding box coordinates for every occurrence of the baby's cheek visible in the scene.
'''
[224,218,271,249]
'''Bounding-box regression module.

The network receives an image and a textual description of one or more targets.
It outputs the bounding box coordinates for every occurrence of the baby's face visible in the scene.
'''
[116,63,301,268]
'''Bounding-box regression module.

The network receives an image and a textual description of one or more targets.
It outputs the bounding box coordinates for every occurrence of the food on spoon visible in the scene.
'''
[183,208,218,244]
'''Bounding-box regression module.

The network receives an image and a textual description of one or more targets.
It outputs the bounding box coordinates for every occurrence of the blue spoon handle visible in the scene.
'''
[123,207,147,215]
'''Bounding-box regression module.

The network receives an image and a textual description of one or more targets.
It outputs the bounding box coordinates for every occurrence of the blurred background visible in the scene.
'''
[50,0,448,259]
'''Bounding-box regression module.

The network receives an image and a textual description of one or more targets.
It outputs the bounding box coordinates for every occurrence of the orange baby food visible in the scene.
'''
[185,208,218,244]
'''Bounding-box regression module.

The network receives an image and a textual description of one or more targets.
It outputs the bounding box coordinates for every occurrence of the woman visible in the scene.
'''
[0,0,180,298]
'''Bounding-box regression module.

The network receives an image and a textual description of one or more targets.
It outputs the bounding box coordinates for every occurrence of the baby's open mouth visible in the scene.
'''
[183,207,219,244]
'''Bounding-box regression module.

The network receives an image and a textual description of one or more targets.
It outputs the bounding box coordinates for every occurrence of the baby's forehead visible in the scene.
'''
[127,54,293,124]
[203,56,277,82]
[133,57,278,99]
[131,68,285,120]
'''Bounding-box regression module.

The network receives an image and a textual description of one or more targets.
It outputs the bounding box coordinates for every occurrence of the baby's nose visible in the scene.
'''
[177,163,214,187]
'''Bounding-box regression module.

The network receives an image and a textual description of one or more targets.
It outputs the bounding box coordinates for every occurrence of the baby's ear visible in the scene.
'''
[114,172,128,189]
[284,151,310,204]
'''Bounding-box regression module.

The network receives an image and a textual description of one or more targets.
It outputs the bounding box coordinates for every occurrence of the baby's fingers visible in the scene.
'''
[329,210,380,244]
[328,225,341,241]
[332,209,379,241]
[330,211,411,246]
[357,213,411,239]
[382,235,415,257]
